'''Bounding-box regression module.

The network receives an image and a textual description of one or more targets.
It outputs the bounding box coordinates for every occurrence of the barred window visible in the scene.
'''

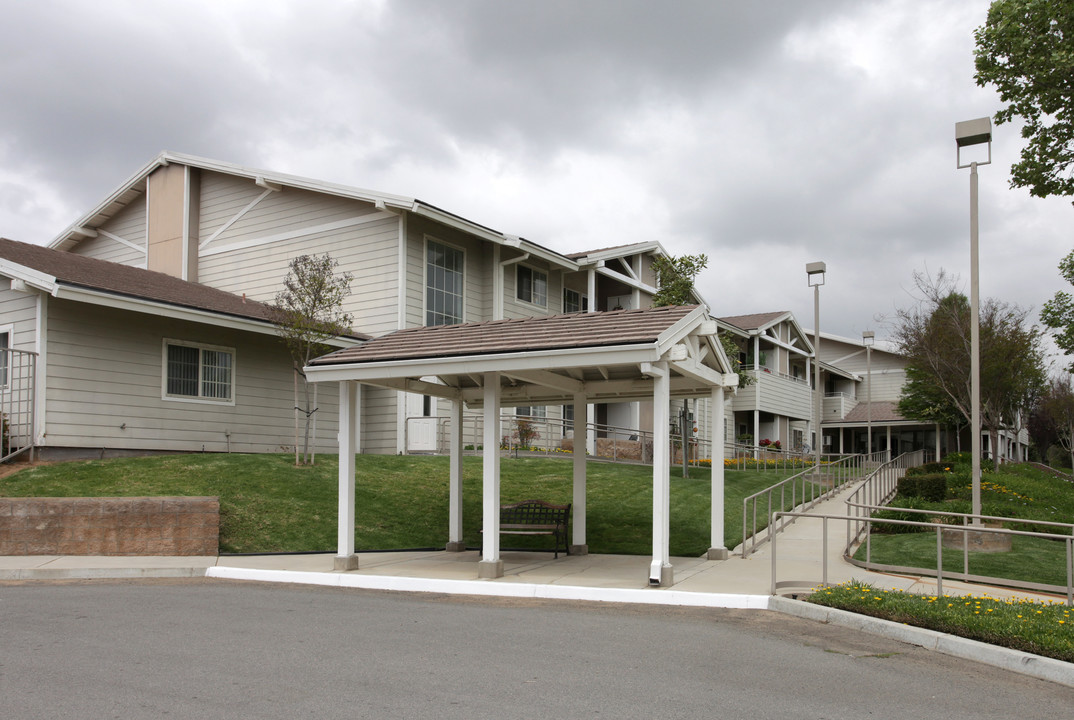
[164,341,234,402]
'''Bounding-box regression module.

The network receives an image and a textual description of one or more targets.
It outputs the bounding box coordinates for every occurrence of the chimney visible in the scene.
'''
[146,164,200,281]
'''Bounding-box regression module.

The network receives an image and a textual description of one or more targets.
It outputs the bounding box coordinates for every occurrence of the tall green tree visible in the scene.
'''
[1041,249,1074,370]
[893,271,1046,464]
[974,0,1074,200]
[1036,375,1074,469]
[651,253,708,307]
[271,254,355,465]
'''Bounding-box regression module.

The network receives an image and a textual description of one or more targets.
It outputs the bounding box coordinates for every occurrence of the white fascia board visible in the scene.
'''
[668,357,725,388]
[410,204,577,271]
[161,152,417,212]
[575,241,665,264]
[0,260,58,294]
[49,153,167,250]
[304,343,660,384]
[52,284,355,347]
[654,306,709,355]
[594,265,657,293]
[715,320,751,339]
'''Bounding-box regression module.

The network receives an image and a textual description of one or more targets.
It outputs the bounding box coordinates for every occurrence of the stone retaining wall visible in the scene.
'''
[0,497,219,556]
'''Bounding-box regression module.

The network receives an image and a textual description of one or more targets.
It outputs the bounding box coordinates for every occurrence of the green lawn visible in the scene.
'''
[0,453,793,555]
[858,462,1074,590]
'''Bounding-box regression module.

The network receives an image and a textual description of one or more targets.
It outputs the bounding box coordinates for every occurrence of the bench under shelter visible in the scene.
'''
[304,304,738,587]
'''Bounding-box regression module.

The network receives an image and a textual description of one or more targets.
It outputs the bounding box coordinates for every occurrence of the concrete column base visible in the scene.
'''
[648,562,674,587]
[333,554,359,571]
[570,544,589,556]
[706,547,729,561]
[444,541,467,552]
[477,559,504,579]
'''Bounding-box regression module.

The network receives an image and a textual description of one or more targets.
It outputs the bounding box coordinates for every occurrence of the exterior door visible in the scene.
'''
[406,392,438,452]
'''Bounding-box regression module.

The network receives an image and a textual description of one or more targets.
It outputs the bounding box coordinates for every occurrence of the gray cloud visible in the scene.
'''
[0,0,1068,344]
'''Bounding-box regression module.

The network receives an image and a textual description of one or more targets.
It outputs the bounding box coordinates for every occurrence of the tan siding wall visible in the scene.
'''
[69,200,148,266]
[0,286,39,351]
[360,385,398,454]
[733,372,812,421]
[42,299,339,453]
[406,215,495,328]
[503,257,555,320]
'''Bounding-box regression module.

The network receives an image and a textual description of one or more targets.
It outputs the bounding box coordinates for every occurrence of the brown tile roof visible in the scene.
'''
[0,237,368,338]
[831,401,907,424]
[718,311,790,332]
[311,304,700,366]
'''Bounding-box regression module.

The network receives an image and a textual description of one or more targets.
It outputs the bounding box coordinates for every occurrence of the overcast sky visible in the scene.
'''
[1,0,1069,353]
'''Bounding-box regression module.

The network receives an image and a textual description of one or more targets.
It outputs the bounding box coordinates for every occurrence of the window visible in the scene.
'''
[0,330,8,387]
[563,288,588,314]
[516,265,547,307]
[426,239,464,326]
[516,405,546,419]
[562,404,574,437]
[164,341,234,402]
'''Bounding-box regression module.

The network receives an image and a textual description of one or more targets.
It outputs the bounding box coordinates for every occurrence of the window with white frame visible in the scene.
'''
[516,265,547,307]
[426,239,464,326]
[0,328,9,387]
[563,288,588,314]
[164,340,234,402]
[516,405,546,419]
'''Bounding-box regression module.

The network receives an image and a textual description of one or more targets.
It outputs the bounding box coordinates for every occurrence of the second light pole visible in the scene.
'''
[807,261,826,475]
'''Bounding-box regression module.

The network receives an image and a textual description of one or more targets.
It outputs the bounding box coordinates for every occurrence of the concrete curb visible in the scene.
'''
[767,596,1074,688]
[0,566,210,580]
[205,565,772,609]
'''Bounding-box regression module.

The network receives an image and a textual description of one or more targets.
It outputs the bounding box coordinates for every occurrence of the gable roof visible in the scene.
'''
[306,305,737,408]
[49,151,575,271]
[718,311,791,332]
[0,237,367,341]
[312,305,700,366]
[825,401,909,425]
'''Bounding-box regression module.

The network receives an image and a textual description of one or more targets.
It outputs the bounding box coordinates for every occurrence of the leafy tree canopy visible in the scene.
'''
[651,253,708,307]
[974,0,1074,199]
[1040,249,1074,370]
[893,270,1045,458]
[272,254,355,367]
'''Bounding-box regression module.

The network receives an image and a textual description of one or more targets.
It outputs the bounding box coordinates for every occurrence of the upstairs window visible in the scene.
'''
[517,265,547,307]
[164,340,234,403]
[426,239,464,326]
[563,288,588,313]
[0,330,8,387]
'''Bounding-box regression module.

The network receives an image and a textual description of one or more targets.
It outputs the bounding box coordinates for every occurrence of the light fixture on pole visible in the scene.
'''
[862,330,874,457]
[956,116,992,523]
[807,261,826,475]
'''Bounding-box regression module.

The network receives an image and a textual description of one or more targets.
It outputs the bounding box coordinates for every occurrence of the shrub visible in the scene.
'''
[905,461,949,477]
[897,472,948,502]
[1046,445,1072,469]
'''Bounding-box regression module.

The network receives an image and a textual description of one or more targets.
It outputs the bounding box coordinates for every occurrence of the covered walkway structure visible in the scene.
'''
[305,305,739,587]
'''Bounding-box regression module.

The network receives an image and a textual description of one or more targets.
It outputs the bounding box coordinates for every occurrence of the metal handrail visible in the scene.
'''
[1,347,37,463]
[770,510,1074,605]
[740,451,886,558]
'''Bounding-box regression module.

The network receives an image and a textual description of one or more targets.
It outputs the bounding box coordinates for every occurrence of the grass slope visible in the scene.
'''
[0,453,794,555]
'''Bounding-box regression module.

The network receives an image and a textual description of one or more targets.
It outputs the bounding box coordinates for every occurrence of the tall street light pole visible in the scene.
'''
[807,262,826,475]
[863,330,874,457]
[956,117,992,523]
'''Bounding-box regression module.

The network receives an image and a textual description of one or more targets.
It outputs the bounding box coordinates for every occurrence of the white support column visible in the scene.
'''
[708,385,728,560]
[886,425,892,461]
[479,372,504,578]
[446,399,465,551]
[572,392,588,555]
[335,381,359,571]
[649,361,673,586]
[935,423,941,460]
